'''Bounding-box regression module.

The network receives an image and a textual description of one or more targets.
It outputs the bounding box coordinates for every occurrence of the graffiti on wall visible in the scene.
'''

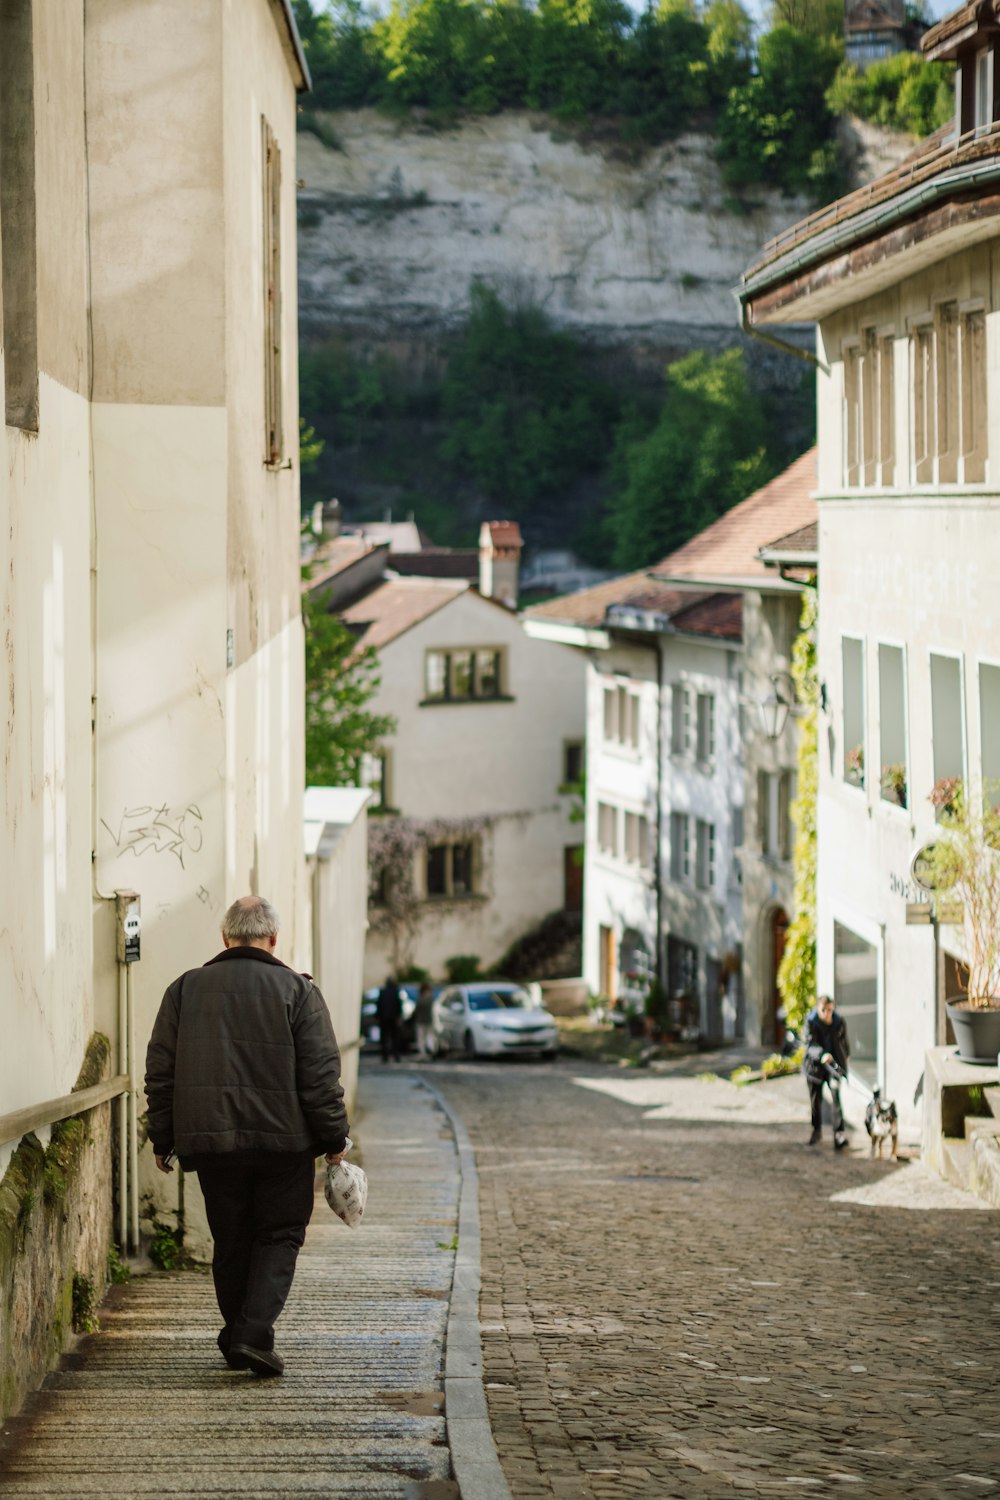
[101,803,204,869]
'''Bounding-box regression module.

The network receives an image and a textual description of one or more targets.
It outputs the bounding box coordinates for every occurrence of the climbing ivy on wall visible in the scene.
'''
[776,586,818,1029]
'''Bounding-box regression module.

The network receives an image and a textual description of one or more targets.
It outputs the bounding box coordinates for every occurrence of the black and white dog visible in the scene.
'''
[864,1088,898,1160]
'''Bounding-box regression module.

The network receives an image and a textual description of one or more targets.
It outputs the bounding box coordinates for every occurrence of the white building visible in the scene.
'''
[309,559,587,984]
[738,1,1000,1126]
[651,452,818,1045]
[527,579,746,1040]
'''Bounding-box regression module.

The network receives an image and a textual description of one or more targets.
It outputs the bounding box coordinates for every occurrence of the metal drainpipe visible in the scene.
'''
[117,963,127,1252]
[738,299,828,374]
[126,963,139,1253]
[654,639,665,990]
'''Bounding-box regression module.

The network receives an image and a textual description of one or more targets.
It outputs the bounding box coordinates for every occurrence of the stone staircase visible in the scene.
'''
[927,1055,1000,1207]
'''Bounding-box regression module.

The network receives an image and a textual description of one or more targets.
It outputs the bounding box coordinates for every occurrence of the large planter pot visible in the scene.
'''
[946,997,1000,1065]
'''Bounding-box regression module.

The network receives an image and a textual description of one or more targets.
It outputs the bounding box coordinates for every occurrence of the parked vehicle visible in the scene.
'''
[360,987,418,1052]
[429,982,559,1060]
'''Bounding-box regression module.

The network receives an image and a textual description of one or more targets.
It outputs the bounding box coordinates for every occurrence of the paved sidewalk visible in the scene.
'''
[0,1072,464,1500]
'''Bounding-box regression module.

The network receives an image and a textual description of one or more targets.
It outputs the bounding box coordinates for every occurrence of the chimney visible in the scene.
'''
[478,521,523,609]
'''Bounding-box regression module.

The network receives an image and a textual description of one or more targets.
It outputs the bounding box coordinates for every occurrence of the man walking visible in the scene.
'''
[376,973,402,1063]
[145,895,348,1377]
[803,993,850,1150]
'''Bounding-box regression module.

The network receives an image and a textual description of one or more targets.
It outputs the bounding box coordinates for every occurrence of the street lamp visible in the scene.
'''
[758,672,797,741]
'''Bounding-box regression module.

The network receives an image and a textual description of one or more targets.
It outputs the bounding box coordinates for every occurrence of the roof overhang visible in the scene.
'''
[522,618,611,650]
[273,0,311,92]
[739,156,1000,325]
[649,571,806,595]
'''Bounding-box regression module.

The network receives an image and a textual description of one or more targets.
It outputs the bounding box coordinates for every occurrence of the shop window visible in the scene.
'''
[833,921,878,1088]
[877,644,908,809]
[930,652,965,816]
[842,637,865,788]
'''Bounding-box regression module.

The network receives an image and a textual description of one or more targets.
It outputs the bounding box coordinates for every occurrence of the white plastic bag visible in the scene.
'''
[324,1139,368,1229]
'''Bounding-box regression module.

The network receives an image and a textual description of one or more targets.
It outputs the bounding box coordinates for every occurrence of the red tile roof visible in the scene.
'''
[671,592,743,641]
[339,578,468,651]
[651,450,817,586]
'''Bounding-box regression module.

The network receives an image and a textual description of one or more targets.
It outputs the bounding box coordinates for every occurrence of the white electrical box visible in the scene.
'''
[115,890,141,964]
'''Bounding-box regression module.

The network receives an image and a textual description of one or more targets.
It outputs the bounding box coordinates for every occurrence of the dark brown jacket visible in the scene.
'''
[144,947,348,1160]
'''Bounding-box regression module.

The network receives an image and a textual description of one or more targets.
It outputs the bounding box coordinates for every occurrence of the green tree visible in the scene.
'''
[302,595,396,786]
[441,283,617,510]
[767,0,842,39]
[608,348,775,569]
[704,0,754,98]
[826,52,953,136]
[293,0,387,110]
[719,24,844,195]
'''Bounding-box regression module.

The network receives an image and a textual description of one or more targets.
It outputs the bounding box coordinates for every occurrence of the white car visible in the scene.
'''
[430,982,559,1060]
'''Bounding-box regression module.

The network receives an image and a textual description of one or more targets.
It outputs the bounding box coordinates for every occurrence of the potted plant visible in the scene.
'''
[922,778,1000,1064]
[845,743,864,788]
[880,762,907,807]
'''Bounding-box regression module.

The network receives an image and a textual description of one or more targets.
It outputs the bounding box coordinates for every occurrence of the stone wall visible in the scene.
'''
[0,1034,115,1421]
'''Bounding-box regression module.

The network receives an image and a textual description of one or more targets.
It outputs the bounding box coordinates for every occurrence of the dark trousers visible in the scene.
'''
[380,1017,401,1062]
[195,1152,316,1351]
[808,1077,845,1134]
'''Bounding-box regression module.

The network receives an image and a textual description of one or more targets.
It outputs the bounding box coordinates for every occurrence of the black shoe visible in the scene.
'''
[808,1128,821,1145]
[229,1342,284,1377]
[218,1328,250,1370]
[834,1132,848,1151]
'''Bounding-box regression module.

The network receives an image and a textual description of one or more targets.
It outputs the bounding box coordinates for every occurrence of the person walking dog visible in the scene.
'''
[803,993,850,1150]
[144,895,348,1377]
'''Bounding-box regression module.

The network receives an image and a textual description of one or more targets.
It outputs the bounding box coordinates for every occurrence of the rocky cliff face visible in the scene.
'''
[296,111,819,359]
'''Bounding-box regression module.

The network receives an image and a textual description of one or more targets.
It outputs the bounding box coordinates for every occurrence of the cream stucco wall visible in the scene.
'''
[362,588,586,983]
[0,0,313,1213]
[811,237,1000,1131]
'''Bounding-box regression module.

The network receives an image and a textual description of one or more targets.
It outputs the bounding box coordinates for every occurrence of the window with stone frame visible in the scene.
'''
[424,648,504,702]
[911,302,987,486]
[695,819,716,890]
[425,839,477,898]
[843,326,895,488]
[597,801,619,857]
[603,678,641,748]
[669,811,690,881]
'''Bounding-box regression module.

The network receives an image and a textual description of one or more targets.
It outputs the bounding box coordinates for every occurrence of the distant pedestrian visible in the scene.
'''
[803,993,850,1150]
[414,980,435,1057]
[144,895,348,1377]
[377,974,403,1062]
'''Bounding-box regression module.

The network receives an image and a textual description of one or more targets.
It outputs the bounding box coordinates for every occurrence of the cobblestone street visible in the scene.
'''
[430,1053,1000,1500]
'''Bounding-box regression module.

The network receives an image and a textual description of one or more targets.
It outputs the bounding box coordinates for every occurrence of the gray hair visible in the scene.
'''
[221,895,279,944]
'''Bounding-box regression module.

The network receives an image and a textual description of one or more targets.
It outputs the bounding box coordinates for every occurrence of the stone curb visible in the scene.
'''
[415,1076,513,1500]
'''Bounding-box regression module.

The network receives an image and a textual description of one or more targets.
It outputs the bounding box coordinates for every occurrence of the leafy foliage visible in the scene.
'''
[719,25,845,198]
[777,588,819,1029]
[303,595,396,787]
[608,349,777,569]
[441,284,617,512]
[826,52,953,137]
